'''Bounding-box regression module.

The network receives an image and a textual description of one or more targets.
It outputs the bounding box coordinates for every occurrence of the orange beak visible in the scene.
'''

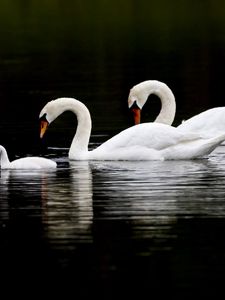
[40,120,49,138]
[131,107,141,125]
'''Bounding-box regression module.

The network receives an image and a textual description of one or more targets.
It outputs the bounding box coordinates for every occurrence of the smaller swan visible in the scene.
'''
[39,97,225,161]
[0,145,57,169]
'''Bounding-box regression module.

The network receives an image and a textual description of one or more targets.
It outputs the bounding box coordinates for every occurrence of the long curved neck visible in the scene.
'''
[69,100,92,159]
[150,81,176,125]
[0,146,10,168]
[142,81,176,125]
[52,99,92,159]
[153,83,176,125]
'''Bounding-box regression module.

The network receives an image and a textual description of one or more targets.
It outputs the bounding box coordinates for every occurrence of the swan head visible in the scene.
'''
[128,82,150,125]
[39,100,59,138]
[39,97,92,142]
[128,99,141,125]
[128,81,161,109]
[39,98,70,138]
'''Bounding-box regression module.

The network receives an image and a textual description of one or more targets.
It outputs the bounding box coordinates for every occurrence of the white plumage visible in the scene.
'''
[128,80,225,138]
[0,145,57,169]
[39,97,225,160]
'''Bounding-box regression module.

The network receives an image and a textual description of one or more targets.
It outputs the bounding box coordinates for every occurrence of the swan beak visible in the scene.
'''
[131,107,141,125]
[40,120,49,138]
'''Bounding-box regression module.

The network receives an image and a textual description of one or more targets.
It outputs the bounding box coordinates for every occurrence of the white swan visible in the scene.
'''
[128,80,225,137]
[128,80,176,125]
[0,145,57,169]
[39,97,225,160]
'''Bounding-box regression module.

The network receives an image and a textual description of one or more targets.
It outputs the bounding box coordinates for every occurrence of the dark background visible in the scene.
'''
[1,0,225,154]
[1,2,225,298]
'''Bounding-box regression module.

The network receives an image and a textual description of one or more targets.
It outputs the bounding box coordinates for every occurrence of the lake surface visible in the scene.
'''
[1,0,225,298]
[1,145,225,298]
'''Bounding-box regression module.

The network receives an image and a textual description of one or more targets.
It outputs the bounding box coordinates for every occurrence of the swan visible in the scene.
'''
[128,80,176,125]
[128,80,225,137]
[0,145,57,169]
[39,97,225,160]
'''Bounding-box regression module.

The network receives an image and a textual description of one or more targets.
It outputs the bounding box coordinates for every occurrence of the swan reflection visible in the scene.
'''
[41,161,94,245]
[0,162,94,247]
[2,154,225,258]
[0,170,10,223]
[90,157,225,222]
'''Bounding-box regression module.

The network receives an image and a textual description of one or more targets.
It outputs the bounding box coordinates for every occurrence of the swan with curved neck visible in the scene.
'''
[0,145,57,169]
[129,80,225,137]
[39,97,225,160]
[128,80,176,125]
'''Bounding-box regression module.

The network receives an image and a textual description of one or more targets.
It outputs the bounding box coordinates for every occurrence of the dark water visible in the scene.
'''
[1,147,225,298]
[1,0,225,298]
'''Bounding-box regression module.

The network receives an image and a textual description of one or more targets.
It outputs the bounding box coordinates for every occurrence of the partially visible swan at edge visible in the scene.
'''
[39,97,225,161]
[128,80,225,137]
[0,145,57,169]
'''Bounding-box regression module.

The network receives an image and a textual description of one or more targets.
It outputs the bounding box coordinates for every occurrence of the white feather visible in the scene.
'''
[0,145,57,169]
[39,98,225,161]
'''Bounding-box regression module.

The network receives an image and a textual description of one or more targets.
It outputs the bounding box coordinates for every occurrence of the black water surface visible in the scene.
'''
[1,150,225,298]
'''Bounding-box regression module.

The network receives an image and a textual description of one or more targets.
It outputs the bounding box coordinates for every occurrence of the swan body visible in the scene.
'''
[128,80,225,138]
[0,145,57,169]
[39,97,225,161]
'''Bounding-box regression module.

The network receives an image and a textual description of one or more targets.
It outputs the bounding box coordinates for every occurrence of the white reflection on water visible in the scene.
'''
[42,160,94,246]
[1,146,225,240]
[0,161,94,246]
[90,150,225,220]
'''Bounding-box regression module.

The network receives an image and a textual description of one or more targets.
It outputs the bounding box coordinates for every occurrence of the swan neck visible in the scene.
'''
[66,100,92,159]
[152,84,176,125]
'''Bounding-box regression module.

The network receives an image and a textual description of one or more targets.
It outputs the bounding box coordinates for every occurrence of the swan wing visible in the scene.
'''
[162,132,225,160]
[95,123,201,151]
[90,123,220,160]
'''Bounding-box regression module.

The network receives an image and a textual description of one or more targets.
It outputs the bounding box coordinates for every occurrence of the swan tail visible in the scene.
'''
[163,133,225,160]
[200,133,225,156]
[186,133,225,158]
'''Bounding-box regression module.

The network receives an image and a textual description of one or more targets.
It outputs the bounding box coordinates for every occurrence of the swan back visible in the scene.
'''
[177,107,225,136]
[0,145,56,169]
[9,157,57,169]
[128,80,176,125]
